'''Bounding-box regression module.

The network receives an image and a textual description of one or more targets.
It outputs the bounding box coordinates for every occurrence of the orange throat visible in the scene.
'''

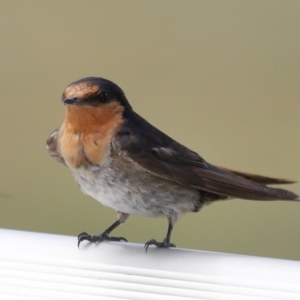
[58,102,124,168]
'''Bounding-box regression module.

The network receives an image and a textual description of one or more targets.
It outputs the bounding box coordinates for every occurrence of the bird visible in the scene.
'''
[46,77,298,251]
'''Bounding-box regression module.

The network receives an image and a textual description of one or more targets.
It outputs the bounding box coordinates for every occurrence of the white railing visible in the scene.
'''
[0,228,299,299]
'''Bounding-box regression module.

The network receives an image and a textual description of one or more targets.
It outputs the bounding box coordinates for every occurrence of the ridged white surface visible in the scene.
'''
[0,229,300,299]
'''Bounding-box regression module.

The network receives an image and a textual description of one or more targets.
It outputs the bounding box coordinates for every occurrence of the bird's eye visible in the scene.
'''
[99,91,109,102]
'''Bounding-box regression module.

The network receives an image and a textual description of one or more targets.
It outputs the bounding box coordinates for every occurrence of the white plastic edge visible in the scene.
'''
[0,228,300,300]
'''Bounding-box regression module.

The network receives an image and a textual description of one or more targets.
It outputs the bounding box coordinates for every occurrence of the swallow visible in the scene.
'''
[46,77,299,251]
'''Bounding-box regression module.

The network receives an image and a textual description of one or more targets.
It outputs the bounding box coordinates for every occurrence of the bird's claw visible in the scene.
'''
[77,231,127,248]
[144,238,176,252]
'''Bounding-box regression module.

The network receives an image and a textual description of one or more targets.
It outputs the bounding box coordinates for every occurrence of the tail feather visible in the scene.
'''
[219,167,296,185]
[205,165,299,201]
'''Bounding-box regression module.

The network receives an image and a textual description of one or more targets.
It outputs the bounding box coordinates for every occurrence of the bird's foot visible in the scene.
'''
[77,231,127,247]
[144,238,176,252]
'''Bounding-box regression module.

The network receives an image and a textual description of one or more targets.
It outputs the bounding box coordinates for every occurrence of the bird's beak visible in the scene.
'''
[63,97,79,105]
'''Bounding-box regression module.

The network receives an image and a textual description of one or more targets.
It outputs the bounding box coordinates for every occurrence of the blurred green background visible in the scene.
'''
[0,0,299,260]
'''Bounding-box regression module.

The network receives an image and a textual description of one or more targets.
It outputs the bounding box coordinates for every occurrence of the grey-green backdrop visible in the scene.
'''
[0,0,299,260]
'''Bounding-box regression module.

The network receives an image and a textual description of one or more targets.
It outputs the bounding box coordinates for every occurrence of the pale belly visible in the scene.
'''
[71,155,200,217]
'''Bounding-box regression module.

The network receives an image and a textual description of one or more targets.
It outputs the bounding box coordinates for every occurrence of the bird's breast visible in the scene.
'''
[58,103,124,168]
[58,130,110,168]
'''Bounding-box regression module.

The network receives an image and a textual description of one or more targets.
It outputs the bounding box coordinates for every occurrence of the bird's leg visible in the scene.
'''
[78,212,129,247]
[144,213,177,252]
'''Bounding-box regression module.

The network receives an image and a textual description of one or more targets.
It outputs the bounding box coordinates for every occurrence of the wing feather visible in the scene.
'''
[113,112,298,201]
[46,128,66,166]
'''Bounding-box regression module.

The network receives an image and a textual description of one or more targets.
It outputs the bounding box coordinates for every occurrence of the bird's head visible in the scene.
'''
[61,77,131,133]
[62,77,131,109]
